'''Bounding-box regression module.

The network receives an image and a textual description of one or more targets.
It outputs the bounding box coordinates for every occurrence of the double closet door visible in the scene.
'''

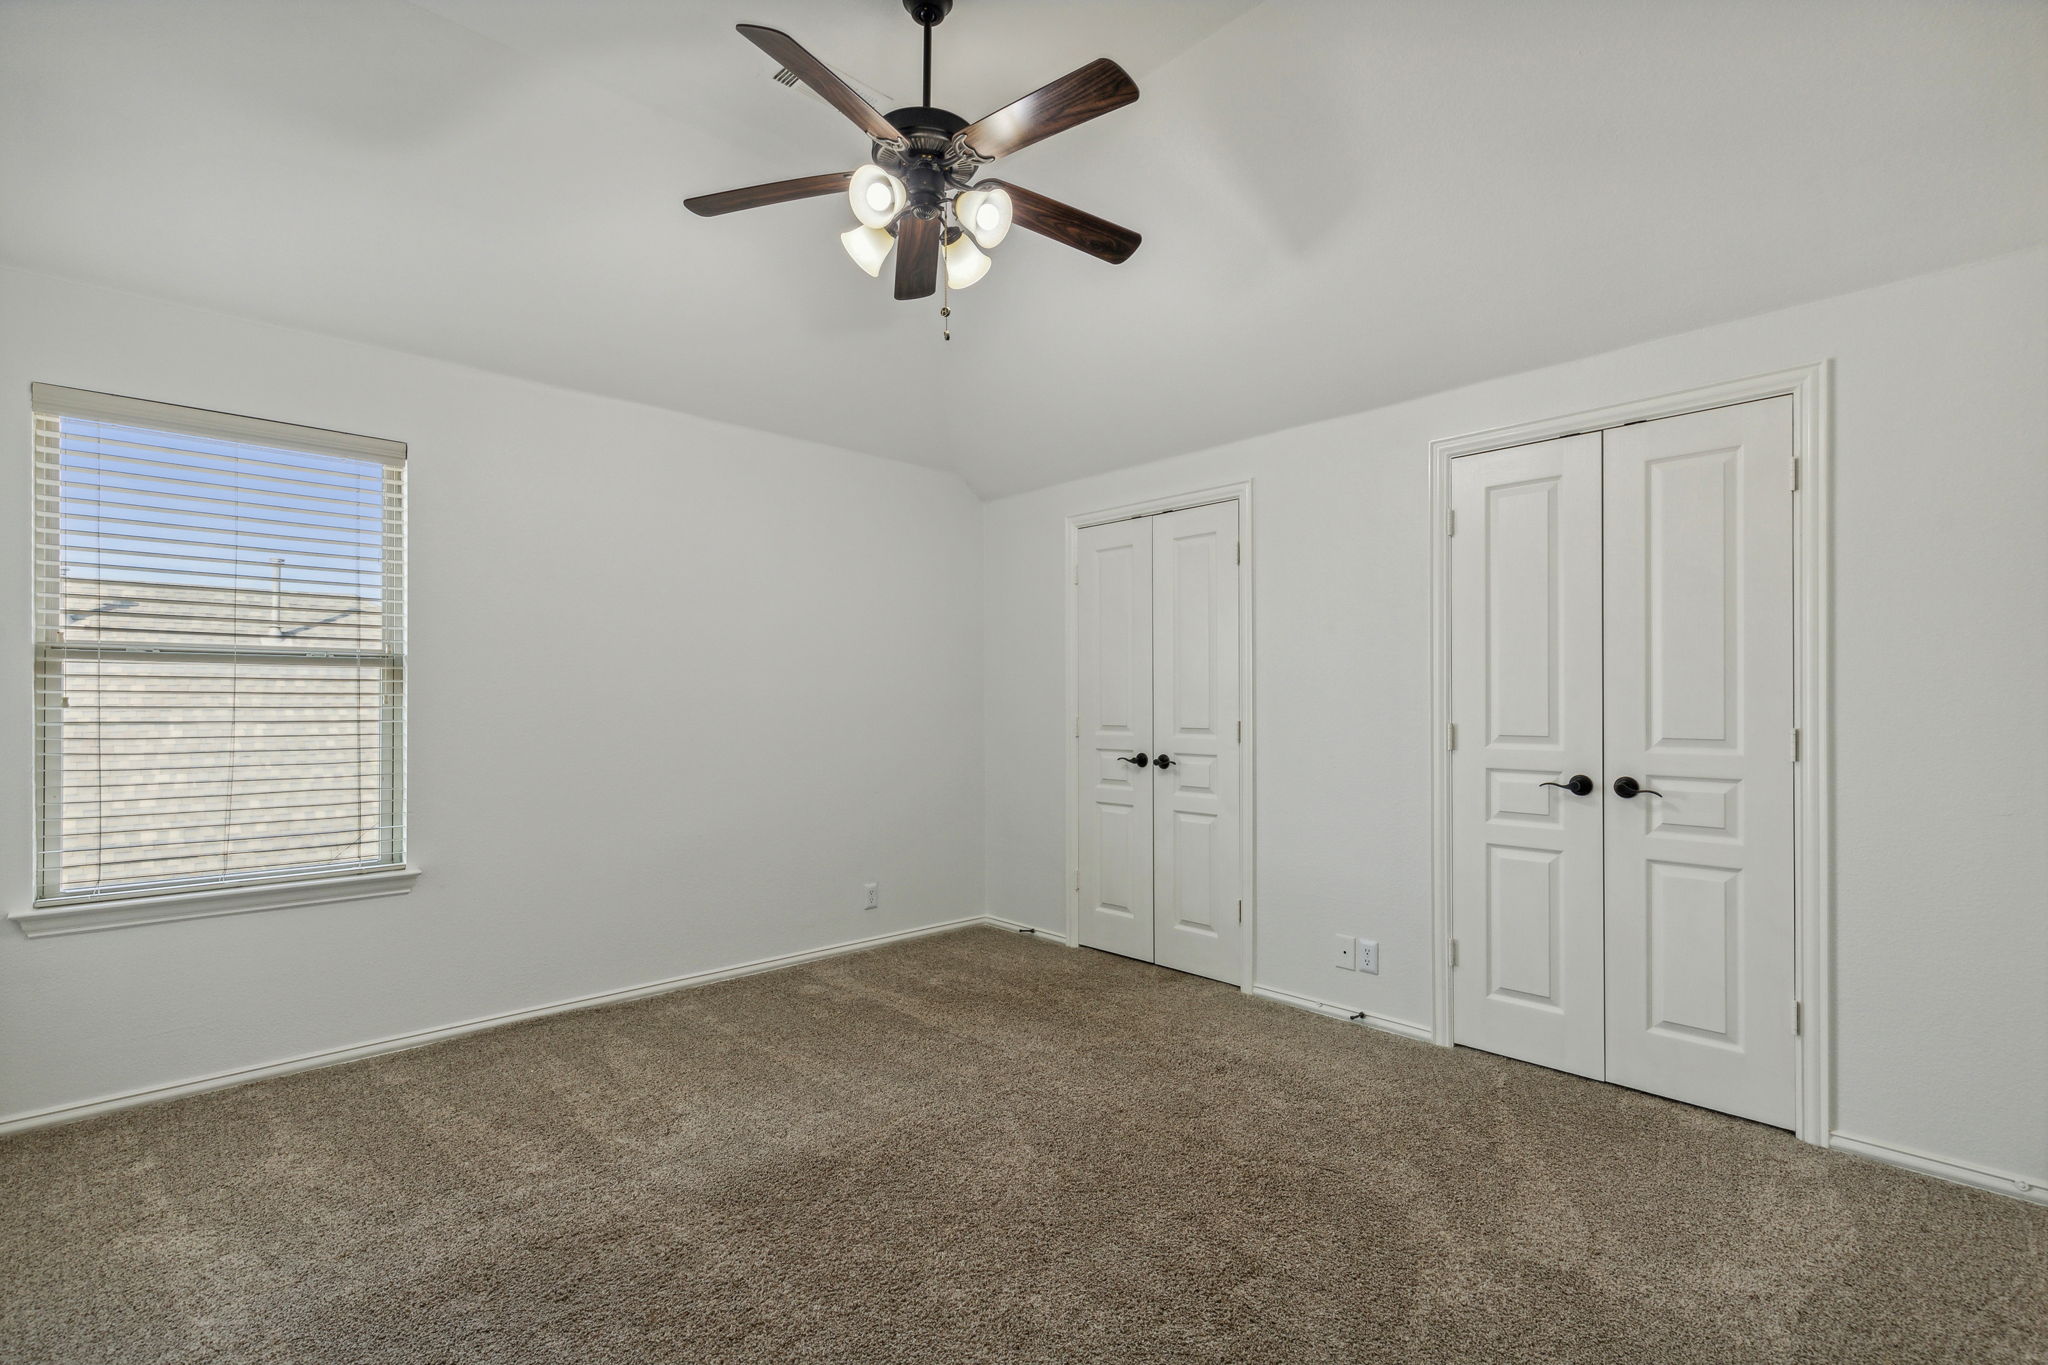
[1449,397,1797,1128]
[1075,501,1243,986]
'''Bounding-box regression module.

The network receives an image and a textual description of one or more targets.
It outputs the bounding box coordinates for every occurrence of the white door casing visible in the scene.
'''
[1075,517,1154,962]
[1432,368,1829,1145]
[1602,397,1798,1128]
[1151,502,1243,984]
[1444,397,1799,1129]
[1448,433,1607,1079]
[1072,499,1244,985]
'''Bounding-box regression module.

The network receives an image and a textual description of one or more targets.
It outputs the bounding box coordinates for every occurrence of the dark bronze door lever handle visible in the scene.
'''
[1540,774,1594,797]
[1613,776,1664,798]
[1117,753,1149,767]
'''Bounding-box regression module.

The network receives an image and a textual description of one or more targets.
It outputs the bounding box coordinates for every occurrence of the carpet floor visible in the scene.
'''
[2,926,2042,1363]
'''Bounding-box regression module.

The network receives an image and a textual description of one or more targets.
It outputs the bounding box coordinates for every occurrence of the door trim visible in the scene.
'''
[1428,365,1834,1146]
[1065,482,1257,991]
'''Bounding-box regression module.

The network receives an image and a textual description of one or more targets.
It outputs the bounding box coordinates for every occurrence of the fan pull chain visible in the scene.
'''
[941,256,952,341]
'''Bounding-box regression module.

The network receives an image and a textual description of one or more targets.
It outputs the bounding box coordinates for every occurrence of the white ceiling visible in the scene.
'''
[3,0,2045,496]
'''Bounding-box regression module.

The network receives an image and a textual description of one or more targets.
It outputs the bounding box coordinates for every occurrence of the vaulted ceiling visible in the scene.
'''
[4,0,2045,495]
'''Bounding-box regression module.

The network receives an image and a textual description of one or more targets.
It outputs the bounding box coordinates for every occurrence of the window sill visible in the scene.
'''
[11,866,422,939]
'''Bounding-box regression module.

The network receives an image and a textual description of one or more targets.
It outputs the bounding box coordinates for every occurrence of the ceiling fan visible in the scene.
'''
[684,0,1143,309]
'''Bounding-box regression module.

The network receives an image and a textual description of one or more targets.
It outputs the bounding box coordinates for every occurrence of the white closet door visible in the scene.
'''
[1449,434,1607,1079]
[1151,501,1242,985]
[1076,517,1155,961]
[1602,398,1797,1127]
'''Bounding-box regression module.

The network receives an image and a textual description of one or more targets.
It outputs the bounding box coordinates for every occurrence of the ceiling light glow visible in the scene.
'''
[944,232,991,289]
[954,186,1013,249]
[848,165,907,229]
[841,224,894,277]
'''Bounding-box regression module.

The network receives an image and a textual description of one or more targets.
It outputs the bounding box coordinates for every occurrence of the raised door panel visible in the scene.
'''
[1076,519,1154,962]
[1449,434,1606,1079]
[1603,397,1797,1128]
[1151,501,1242,985]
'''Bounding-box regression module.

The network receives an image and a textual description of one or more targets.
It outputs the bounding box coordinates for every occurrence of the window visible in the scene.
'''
[29,385,407,923]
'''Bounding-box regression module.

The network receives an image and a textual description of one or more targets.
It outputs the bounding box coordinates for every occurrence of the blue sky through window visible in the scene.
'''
[56,417,388,603]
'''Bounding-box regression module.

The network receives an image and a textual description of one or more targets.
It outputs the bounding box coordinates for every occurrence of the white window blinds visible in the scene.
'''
[32,385,406,906]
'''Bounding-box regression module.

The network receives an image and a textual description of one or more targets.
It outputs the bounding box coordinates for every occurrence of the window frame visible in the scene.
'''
[14,386,416,937]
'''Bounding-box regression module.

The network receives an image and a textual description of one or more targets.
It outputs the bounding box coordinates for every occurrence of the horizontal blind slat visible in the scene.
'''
[48,441,382,490]
[60,806,395,826]
[59,803,392,826]
[77,837,391,872]
[54,458,389,507]
[41,493,389,541]
[63,822,401,850]
[41,524,388,562]
[39,509,397,552]
[46,482,385,530]
[60,778,390,800]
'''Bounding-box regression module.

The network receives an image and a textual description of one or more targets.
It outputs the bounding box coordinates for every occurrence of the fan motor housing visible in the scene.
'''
[874,106,973,197]
[878,106,967,154]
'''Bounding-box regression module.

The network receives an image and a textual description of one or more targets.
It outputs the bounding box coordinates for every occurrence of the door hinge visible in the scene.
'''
[1789,457,1800,493]
[1446,508,1456,537]
[1237,899,1243,923]
[1237,719,1242,744]
[1794,1000,1803,1035]
[1790,727,1801,762]
[1075,869,1081,892]
[1236,540,1242,565]
[1075,716,1080,739]
[1448,938,1459,968]
[1447,723,1457,751]
[1073,562,1080,586]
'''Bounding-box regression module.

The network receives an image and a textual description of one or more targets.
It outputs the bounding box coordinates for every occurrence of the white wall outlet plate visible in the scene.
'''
[1333,933,1355,970]
[863,882,879,910]
[1356,937,1380,975]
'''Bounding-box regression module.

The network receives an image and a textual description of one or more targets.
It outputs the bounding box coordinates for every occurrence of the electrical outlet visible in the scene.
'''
[1333,933,1355,971]
[1355,938,1379,975]
[863,882,879,910]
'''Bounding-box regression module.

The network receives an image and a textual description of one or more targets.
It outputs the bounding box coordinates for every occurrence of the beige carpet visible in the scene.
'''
[3,926,2042,1363]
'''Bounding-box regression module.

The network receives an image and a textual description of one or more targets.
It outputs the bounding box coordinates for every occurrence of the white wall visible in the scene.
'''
[0,265,985,1126]
[984,246,2048,1190]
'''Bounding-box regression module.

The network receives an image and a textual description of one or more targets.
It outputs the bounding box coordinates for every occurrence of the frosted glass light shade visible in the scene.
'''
[849,165,907,229]
[944,233,991,289]
[840,224,894,277]
[954,186,1013,248]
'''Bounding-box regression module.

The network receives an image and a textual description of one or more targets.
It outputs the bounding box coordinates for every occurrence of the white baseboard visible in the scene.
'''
[0,915,996,1137]
[982,916,1069,945]
[1249,984,1434,1043]
[1829,1131,2046,1206]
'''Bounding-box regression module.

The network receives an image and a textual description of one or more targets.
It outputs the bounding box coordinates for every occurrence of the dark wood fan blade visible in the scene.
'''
[957,58,1138,161]
[684,171,853,218]
[894,214,940,300]
[737,25,905,146]
[978,180,1141,264]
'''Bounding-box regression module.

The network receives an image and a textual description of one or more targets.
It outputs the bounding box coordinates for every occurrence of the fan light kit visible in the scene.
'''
[685,0,1143,338]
